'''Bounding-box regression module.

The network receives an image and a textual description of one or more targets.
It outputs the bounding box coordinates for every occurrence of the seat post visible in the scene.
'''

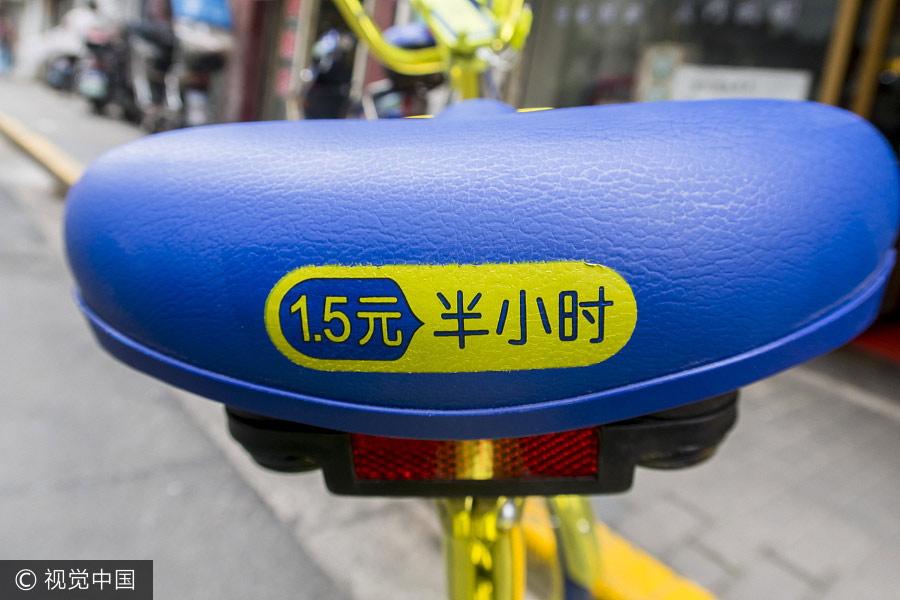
[437,497,526,600]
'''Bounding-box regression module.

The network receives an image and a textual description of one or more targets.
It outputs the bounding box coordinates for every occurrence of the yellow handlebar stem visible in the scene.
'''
[331,0,532,80]
[503,3,532,50]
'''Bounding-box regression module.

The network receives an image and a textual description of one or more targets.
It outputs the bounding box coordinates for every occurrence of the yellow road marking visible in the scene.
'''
[0,110,85,188]
[523,499,715,600]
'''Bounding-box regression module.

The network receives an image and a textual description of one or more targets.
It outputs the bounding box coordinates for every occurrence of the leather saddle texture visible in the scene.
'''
[65,99,899,439]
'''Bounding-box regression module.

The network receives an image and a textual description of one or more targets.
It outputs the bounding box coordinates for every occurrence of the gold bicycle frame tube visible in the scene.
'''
[438,497,526,600]
[431,438,600,600]
[437,441,524,600]
[450,66,482,100]
[329,0,532,98]
[436,495,603,600]
[547,496,603,593]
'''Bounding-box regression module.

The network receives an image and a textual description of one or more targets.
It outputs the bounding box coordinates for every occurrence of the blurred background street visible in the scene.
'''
[3,0,900,597]
[2,76,900,600]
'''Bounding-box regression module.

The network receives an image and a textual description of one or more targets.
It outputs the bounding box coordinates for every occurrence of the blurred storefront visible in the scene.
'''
[519,0,836,107]
[4,0,143,45]
[6,0,900,136]
[511,0,900,162]
[223,1,900,130]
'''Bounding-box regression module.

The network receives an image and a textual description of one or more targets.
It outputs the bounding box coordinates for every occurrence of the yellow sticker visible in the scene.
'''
[264,262,637,373]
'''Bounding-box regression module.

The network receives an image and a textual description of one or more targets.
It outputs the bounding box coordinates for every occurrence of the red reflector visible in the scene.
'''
[351,428,598,481]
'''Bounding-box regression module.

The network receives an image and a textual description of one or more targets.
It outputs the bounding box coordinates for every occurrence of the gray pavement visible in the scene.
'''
[0,77,144,164]
[593,367,900,600]
[3,76,900,600]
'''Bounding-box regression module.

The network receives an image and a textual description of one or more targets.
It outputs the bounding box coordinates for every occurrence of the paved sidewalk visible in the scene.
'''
[0,77,143,165]
[593,365,900,600]
[3,76,900,600]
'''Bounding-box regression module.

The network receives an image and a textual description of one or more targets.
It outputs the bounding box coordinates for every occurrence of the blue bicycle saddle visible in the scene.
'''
[65,99,899,439]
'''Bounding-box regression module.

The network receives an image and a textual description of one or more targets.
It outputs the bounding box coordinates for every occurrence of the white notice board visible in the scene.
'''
[670,65,812,101]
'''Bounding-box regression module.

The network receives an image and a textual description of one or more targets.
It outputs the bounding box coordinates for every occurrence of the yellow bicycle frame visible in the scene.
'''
[329,0,532,98]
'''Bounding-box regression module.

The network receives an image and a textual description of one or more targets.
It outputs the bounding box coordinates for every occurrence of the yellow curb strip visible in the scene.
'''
[523,499,715,600]
[0,110,85,188]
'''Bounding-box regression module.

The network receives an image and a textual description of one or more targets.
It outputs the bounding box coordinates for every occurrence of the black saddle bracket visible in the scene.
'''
[226,391,738,497]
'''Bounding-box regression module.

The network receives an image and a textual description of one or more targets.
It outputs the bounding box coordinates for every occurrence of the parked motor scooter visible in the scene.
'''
[38,3,104,93]
[174,20,231,127]
[77,25,140,120]
[125,19,229,131]
[44,52,80,91]
[124,20,177,131]
[301,29,356,119]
